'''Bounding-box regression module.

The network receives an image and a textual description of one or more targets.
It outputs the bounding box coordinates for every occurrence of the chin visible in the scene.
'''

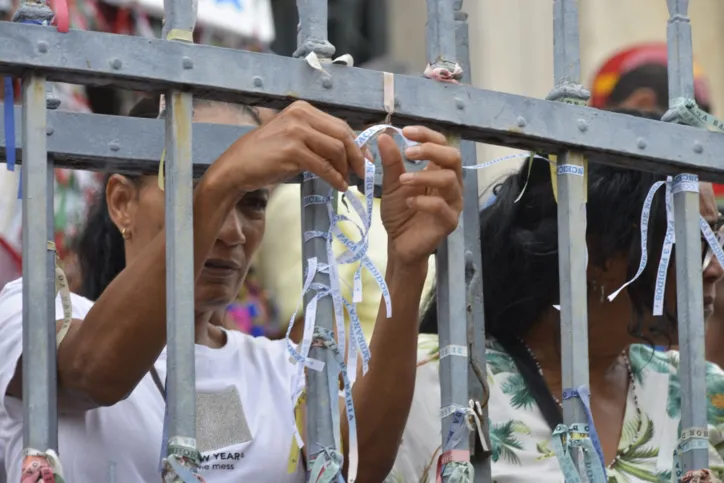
[195,288,237,313]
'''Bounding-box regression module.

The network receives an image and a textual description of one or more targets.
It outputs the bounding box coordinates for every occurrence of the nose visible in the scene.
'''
[217,208,246,247]
[704,252,724,284]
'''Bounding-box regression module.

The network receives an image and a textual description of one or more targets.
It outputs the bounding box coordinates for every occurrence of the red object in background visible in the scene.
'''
[590,43,712,110]
[714,184,724,208]
[49,0,69,33]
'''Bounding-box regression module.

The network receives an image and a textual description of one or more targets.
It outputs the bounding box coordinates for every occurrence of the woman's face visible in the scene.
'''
[662,182,723,322]
[697,182,724,319]
[107,104,268,313]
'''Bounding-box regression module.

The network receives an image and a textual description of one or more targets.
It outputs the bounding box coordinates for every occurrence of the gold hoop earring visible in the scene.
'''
[121,227,131,240]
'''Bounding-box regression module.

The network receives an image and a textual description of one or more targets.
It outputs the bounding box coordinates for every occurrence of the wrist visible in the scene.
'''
[386,253,429,284]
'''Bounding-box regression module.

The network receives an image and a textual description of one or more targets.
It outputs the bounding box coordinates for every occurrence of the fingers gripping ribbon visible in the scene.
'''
[284,121,422,481]
[21,449,64,483]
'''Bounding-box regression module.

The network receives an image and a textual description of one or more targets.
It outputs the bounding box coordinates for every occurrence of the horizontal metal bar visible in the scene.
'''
[2,23,724,177]
[2,105,724,185]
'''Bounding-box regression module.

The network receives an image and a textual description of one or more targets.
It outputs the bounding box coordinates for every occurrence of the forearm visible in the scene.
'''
[347,254,428,482]
[60,171,239,405]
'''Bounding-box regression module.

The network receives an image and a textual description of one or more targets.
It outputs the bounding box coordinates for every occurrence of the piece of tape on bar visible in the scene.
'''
[166,29,193,42]
[383,72,395,124]
[549,154,588,203]
[672,427,710,483]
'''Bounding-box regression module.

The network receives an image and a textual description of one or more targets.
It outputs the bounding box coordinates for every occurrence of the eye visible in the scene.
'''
[239,195,268,212]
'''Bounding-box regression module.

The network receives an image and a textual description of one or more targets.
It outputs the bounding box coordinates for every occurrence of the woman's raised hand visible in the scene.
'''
[378,127,463,266]
[216,101,367,194]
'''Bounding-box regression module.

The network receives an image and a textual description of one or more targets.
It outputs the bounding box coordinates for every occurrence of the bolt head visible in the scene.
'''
[182,57,193,69]
[637,138,647,149]
[321,77,333,89]
[693,141,703,153]
[253,76,263,88]
[577,119,588,132]
[110,58,122,70]
[109,140,120,152]
[37,41,48,53]
[516,117,527,128]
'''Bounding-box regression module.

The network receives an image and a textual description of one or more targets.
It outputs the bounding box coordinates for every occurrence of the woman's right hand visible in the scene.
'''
[212,101,367,194]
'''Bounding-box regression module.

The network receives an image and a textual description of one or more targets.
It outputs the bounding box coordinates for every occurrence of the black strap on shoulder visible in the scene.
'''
[495,337,562,432]
[150,366,166,401]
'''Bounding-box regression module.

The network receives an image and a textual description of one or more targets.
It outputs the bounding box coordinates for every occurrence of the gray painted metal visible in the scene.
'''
[550,0,590,440]
[666,0,709,472]
[296,0,340,468]
[20,73,56,453]
[14,0,59,456]
[0,0,717,481]
[4,104,724,183]
[427,1,470,482]
[454,2,491,480]
[3,22,724,179]
[161,0,199,467]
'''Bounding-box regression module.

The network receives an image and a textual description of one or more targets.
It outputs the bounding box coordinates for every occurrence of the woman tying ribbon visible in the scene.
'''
[388,110,724,483]
[0,97,463,482]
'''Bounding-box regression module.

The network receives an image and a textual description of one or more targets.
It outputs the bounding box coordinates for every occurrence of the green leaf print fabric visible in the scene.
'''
[386,334,724,483]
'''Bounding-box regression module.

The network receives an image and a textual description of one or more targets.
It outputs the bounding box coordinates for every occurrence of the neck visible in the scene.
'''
[193,309,227,348]
[523,306,632,398]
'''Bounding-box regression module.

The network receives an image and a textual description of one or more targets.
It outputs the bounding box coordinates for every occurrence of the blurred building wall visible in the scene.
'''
[387,0,724,196]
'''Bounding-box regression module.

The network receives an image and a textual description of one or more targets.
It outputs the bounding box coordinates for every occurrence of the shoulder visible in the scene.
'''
[0,278,94,323]
[628,344,724,426]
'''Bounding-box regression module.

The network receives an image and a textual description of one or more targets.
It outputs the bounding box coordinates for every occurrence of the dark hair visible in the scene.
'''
[76,101,154,300]
[608,63,712,114]
[77,96,261,300]
[420,109,675,345]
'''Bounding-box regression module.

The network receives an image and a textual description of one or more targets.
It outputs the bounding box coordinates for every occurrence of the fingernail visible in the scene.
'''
[399,173,415,183]
[406,197,414,207]
[405,146,421,158]
[404,126,420,137]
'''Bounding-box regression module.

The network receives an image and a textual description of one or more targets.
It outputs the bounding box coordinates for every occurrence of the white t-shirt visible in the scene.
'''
[0,278,305,482]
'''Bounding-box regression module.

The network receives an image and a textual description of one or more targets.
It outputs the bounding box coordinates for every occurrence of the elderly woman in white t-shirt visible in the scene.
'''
[0,98,463,482]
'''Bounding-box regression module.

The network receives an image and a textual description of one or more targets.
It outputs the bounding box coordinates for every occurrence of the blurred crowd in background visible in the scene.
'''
[1,0,724,347]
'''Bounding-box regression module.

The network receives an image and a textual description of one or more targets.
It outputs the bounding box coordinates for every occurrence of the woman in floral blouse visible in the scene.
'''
[388,110,724,483]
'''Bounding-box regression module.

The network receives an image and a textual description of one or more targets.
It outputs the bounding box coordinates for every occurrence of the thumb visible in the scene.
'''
[379,133,405,195]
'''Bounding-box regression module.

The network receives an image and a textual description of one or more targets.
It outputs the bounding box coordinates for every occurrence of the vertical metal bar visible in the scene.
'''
[162,0,198,464]
[427,1,469,481]
[296,0,339,467]
[666,0,709,472]
[551,0,589,431]
[21,74,54,452]
[454,1,491,481]
[45,85,59,452]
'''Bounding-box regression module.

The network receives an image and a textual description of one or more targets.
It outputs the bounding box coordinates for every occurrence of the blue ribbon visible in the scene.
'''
[562,385,607,480]
[4,77,15,172]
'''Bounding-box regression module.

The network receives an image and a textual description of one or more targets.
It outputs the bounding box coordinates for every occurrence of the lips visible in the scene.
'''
[203,258,242,278]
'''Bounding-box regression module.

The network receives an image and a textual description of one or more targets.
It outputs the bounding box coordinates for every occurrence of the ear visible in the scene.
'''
[618,87,660,112]
[588,255,629,294]
[106,174,140,235]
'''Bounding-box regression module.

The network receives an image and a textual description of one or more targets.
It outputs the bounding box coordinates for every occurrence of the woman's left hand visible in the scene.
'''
[379,126,463,267]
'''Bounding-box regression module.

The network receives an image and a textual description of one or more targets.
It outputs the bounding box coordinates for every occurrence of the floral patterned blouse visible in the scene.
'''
[386,334,724,483]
